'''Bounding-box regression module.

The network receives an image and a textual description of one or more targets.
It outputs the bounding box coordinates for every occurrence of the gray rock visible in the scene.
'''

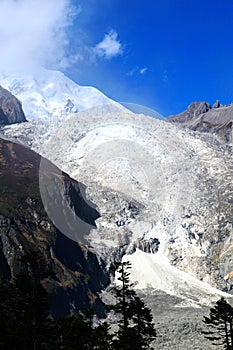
[167,102,210,124]
[0,85,26,125]
[167,100,233,143]
[213,99,220,108]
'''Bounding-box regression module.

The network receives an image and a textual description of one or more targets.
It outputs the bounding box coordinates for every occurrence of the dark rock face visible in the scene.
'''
[167,101,233,143]
[0,86,27,125]
[0,137,109,319]
[167,102,211,124]
[137,237,160,254]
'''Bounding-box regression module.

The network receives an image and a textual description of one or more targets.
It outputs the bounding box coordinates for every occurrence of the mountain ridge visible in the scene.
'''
[167,100,233,143]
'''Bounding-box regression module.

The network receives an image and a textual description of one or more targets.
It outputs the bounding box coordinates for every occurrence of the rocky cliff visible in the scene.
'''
[167,101,233,143]
[0,86,26,125]
[0,137,109,319]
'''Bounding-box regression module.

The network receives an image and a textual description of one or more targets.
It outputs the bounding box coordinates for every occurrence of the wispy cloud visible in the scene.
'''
[0,0,80,73]
[127,66,148,76]
[94,30,123,59]
[140,67,148,75]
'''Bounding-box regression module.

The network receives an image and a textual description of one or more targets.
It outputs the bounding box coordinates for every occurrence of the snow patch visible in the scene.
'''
[121,249,232,308]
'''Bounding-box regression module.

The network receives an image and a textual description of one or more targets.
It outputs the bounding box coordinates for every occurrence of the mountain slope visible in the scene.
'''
[1,69,232,299]
[0,136,109,319]
[3,106,233,293]
[1,69,233,349]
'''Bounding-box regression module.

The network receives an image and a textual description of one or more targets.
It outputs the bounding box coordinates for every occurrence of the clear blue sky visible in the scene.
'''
[0,0,232,117]
[63,0,233,116]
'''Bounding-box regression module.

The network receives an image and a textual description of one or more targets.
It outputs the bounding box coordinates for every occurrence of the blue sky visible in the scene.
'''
[0,0,232,116]
[63,0,233,116]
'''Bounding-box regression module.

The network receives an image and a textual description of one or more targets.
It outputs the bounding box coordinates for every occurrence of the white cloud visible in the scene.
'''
[127,66,148,76]
[0,0,80,73]
[94,30,123,59]
[140,67,148,75]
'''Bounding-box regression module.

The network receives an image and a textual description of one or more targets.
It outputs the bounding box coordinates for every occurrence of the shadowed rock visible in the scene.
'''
[0,85,26,125]
[0,137,109,319]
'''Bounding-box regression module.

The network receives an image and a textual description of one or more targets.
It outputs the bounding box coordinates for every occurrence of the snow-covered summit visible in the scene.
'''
[0,68,114,119]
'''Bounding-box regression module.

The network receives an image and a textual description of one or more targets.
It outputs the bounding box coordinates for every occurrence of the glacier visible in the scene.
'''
[0,68,232,308]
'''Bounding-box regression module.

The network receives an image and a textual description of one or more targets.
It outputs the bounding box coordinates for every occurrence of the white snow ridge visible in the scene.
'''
[0,68,114,120]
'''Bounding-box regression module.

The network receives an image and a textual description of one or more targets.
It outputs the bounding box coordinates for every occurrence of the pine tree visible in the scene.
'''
[202,297,233,349]
[130,296,157,349]
[58,314,92,349]
[109,261,156,350]
[14,272,56,350]
[110,261,136,330]
[0,281,16,348]
[91,322,113,349]
[0,249,57,350]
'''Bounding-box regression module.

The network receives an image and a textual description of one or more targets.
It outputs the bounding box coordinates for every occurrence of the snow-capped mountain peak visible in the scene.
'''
[0,68,114,120]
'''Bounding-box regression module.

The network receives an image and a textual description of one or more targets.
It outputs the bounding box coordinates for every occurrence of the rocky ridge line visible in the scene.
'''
[167,100,233,143]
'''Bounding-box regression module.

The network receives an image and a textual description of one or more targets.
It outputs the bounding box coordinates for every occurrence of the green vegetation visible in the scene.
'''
[3,250,233,350]
[0,174,42,217]
[0,250,56,350]
[0,253,157,349]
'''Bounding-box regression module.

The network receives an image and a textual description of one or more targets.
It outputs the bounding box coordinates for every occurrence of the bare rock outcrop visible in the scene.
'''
[167,101,233,143]
[0,85,26,125]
